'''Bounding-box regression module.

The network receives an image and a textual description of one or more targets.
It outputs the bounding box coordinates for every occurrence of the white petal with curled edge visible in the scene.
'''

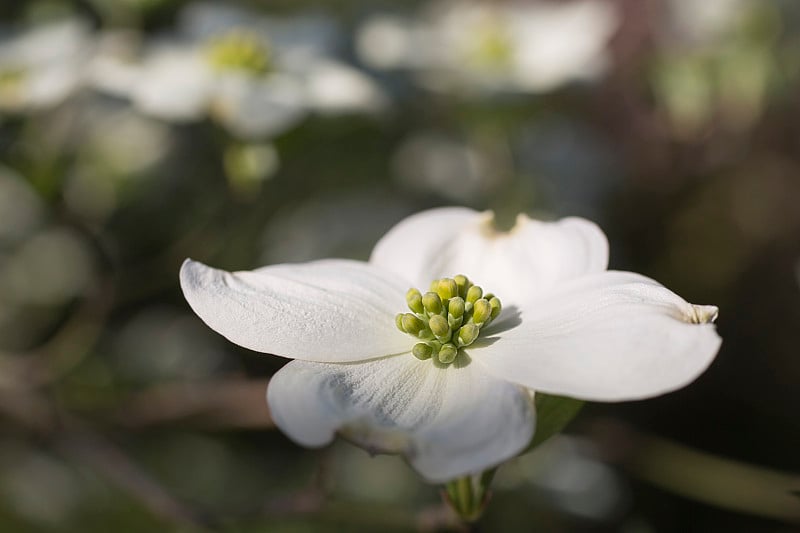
[267,354,536,483]
[473,271,722,401]
[180,259,412,362]
[370,207,609,304]
[370,206,477,286]
[212,74,307,139]
[132,48,213,121]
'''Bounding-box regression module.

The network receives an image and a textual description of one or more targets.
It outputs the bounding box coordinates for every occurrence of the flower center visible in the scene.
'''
[395,275,501,365]
[467,20,514,70]
[0,68,26,107]
[205,30,271,75]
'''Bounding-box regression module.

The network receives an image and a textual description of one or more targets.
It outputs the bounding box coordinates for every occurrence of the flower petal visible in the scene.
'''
[267,354,535,482]
[370,207,608,305]
[303,59,387,114]
[473,271,722,401]
[370,206,478,285]
[180,258,412,362]
[132,48,213,121]
[212,74,306,139]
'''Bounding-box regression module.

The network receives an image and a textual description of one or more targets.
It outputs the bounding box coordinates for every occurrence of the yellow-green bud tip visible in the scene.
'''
[401,313,425,335]
[448,297,465,319]
[466,285,483,304]
[422,291,443,314]
[429,314,450,337]
[406,289,424,314]
[453,274,470,298]
[472,299,491,325]
[413,343,433,360]
[437,278,458,300]
[438,343,458,364]
[457,323,480,347]
[489,296,502,320]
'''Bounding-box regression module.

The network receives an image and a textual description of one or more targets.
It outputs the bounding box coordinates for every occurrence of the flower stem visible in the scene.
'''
[442,468,497,523]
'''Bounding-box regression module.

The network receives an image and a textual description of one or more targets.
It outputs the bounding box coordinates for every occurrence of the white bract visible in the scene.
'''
[92,2,384,139]
[0,18,94,113]
[356,0,618,94]
[180,207,721,482]
[664,0,753,48]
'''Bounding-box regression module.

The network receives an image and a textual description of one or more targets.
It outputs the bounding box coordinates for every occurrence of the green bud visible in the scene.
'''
[448,297,465,329]
[438,343,458,364]
[466,285,483,304]
[453,275,470,298]
[406,288,424,314]
[422,292,443,315]
[402,313,425,335]
[412,343,433,360]
[489,296,502,320]
[448,297,465,319]
[417,328,434,340]
[398,277,502,366]
[429,314,451,337]
[472,299,491,325]
[437,278,458,300]
[457,324,480,347]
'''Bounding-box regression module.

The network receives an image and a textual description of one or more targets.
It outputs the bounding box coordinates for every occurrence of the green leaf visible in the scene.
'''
[525,393,584,452]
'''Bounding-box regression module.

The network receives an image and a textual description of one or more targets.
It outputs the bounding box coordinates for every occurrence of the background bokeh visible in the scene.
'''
[1,0,799,531]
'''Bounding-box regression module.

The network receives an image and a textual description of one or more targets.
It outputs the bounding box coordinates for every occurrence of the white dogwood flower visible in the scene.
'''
[93,2,384,139]
[356,0,618,94]
[180,207,721,482]
[0,18,93,113]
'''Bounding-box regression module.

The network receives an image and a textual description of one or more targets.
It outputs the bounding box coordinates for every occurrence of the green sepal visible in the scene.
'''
[526,393,584,452]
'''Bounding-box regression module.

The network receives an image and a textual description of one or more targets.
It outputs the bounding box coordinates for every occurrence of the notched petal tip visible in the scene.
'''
[689,304,719,324]
[475,272,723,402]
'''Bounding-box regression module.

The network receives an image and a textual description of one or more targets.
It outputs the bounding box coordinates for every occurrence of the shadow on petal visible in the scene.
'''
[471,305,523,349]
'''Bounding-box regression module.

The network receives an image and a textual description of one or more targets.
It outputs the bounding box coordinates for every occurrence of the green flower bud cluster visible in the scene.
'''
[206,30,272,75]
[395,275,501,365]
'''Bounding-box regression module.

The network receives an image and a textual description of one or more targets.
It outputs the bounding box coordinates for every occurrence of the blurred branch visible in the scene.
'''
[0,278,113,389]
[0,381,214,529]
[590,418,800,524]
[0,386,58,434]
[117,378,273,430]
[262,496,465,533]
[55,421,213,530]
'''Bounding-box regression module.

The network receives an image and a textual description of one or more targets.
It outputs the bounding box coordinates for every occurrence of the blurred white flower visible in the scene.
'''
[64,103,173,220]
[357,0,618,94]
[496,435,626,520]
[92,2,385,138]
[181,207,721,482]
[0,18,94,113]
[652,0,772,138]
[664,0,752,48]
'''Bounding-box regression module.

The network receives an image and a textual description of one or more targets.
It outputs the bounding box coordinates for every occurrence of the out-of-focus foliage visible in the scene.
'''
[0,0,799,531]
